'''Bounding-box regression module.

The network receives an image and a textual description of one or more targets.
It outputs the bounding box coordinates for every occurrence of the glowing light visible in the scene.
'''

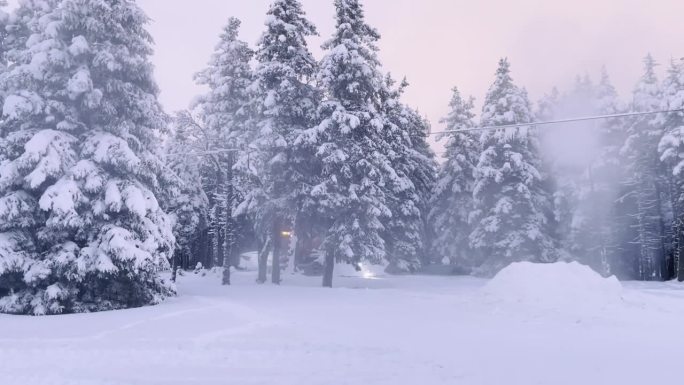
[358,264,376,279]
[280,231,292,237]
[362,270,376,279]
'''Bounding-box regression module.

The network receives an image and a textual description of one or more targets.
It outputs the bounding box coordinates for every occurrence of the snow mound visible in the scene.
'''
[483,262,623,314]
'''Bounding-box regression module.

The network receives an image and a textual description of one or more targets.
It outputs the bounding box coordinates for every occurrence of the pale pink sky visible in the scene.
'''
[7,0,684,151]
[138,0,683,151]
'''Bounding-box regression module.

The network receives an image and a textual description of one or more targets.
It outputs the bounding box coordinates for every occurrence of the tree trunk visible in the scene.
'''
[222,265,231,285]
[322,250,335,288]
[257,238,271,284]
[222,158,234,286]
[195,216,209,270]
[678,220,684,282]
[293,236,304,271]
[272,221,282,285]
[170,254,178,283]
[206,236,214,269]
[215,168,226,269]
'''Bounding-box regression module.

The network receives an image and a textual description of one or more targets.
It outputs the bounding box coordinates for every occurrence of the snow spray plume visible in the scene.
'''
[538,73,631,278]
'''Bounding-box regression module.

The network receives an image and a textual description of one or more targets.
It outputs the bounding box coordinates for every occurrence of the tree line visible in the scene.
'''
[167,0,438,289]
[0,0,682,315]
[434,56,684,282]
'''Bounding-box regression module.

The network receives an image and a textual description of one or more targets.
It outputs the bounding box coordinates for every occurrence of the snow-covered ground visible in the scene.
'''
[1,262,683,385]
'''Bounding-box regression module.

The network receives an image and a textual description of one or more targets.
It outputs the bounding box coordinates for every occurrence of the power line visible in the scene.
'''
[167,109,684,157]
[429,108,684,135]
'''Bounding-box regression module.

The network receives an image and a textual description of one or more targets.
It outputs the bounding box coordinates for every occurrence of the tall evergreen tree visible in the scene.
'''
[429,87,479,269]
[0,0,175,314]
[0,0,8,131]
[381,76,436,273]
[192,17,254,284]
[238,0,320,284]
[165,120,209,281]
[401,105,437,267]
[622,54,669,280]
[659,58,684,280]
[300,0,394,287]
[470,59,556,276]
[0,1,8,72]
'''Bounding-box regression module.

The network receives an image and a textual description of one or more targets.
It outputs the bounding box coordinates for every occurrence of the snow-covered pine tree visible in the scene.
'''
[621,54,670,281]
[192,17,254,284]
[470,58,556,276]
[0,0,175,315]
[0,0,32,117]
[659,58,684,280]
[429,87,480,270]
[380,75,435,273]
[0,1,7,132]
[299,0,394,287]
[238,0,320,284]
[401,105,437,267]
[165,119,209,282]
[0,1,7,71]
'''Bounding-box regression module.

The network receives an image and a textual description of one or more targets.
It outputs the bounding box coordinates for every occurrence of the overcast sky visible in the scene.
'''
[7,0,684,150]
[137,0,683,143]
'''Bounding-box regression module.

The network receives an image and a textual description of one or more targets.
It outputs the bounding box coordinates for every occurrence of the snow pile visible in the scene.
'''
[483,261,623,314]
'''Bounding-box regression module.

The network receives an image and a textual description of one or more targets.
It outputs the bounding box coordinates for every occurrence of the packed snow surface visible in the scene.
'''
[1,262,683,385]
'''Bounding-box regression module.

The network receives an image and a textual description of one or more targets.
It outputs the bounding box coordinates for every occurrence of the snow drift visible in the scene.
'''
[483,261,623,314]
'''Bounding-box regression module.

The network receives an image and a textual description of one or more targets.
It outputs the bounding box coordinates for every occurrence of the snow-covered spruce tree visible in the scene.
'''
[165,119,209,282]
[0,0,175,315]
[299,0,394,287]
[0,1,7,71]
[659,59,684,280]
[402,109,442,273]
[429,87,480,270]
[470,59,556,276]
[0,1,7,128]
[401,105,437,267]
[0,0,30,114]
[192,17,254,284]
[238,0,320,284]
[621,54,670,281]
[380,76,435,273]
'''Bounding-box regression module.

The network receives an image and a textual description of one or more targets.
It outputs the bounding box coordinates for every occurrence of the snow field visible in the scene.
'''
[1,263,683,385]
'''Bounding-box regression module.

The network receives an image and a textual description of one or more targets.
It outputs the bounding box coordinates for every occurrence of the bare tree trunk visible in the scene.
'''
[215,168,226,270]
[257,238,271,284]
[293,236,304,271]
[678,220,684,282]
[222,158,235,286]
[206,237,214,269]
[322,250,334,288]
[272,220,281,285]
[170,254,178,283]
